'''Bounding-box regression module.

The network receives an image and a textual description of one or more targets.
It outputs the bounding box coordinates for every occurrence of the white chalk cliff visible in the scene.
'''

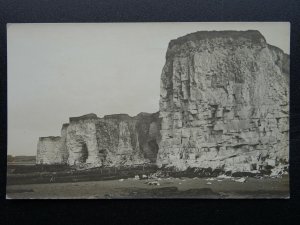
[37,30,289,173]
[157,30,289,172]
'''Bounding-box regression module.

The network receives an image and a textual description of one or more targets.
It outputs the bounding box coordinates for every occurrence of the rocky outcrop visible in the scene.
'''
[157,30,289,172]
[36,137,67,164]
[36,122,69,165]
[36,112,161,167]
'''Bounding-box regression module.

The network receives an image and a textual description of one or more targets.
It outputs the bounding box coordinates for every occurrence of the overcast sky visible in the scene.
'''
[7,22,290,156]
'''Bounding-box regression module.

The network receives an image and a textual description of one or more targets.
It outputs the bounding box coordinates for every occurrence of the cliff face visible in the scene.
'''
[157,30,289,172]
[36,112,161,167]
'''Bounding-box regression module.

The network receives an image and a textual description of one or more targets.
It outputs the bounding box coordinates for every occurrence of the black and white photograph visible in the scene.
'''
[6,22,290,199]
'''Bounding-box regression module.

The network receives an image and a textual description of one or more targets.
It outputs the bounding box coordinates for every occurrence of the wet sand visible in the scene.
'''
[6,175,289,199]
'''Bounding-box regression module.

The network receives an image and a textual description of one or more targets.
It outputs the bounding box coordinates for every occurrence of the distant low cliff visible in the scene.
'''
[36,112,161,167]
[37,30,289,174]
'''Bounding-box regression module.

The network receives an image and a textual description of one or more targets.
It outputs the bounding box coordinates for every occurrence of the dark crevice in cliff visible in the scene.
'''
[79,142,89,163]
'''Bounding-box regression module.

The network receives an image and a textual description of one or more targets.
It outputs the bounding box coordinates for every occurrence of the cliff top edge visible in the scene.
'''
[168,30,266,48]
[39,136,61,141]
[68,112,160,123]
[69,113,98,122]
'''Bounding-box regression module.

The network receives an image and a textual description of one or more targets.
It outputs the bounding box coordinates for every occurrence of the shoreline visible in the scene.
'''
[6,163,288,185]
[6,175,289,199]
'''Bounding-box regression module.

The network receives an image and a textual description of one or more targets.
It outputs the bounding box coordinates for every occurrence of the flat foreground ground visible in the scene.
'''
[6,175,289,199]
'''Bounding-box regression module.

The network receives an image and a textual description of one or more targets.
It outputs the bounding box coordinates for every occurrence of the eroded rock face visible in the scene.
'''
[37,112,161,167]
[66,114,100,165]
[95,113,160,166]
[157,30,289,172]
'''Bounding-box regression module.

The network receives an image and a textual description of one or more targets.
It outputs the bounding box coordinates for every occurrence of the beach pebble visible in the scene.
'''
[147,181,160,186]
[234,178,246,183]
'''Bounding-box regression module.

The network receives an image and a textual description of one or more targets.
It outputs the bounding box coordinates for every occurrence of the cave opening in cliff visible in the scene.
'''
[99,149,108,164]
[147,139,159,163]
[80,142,89,163]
